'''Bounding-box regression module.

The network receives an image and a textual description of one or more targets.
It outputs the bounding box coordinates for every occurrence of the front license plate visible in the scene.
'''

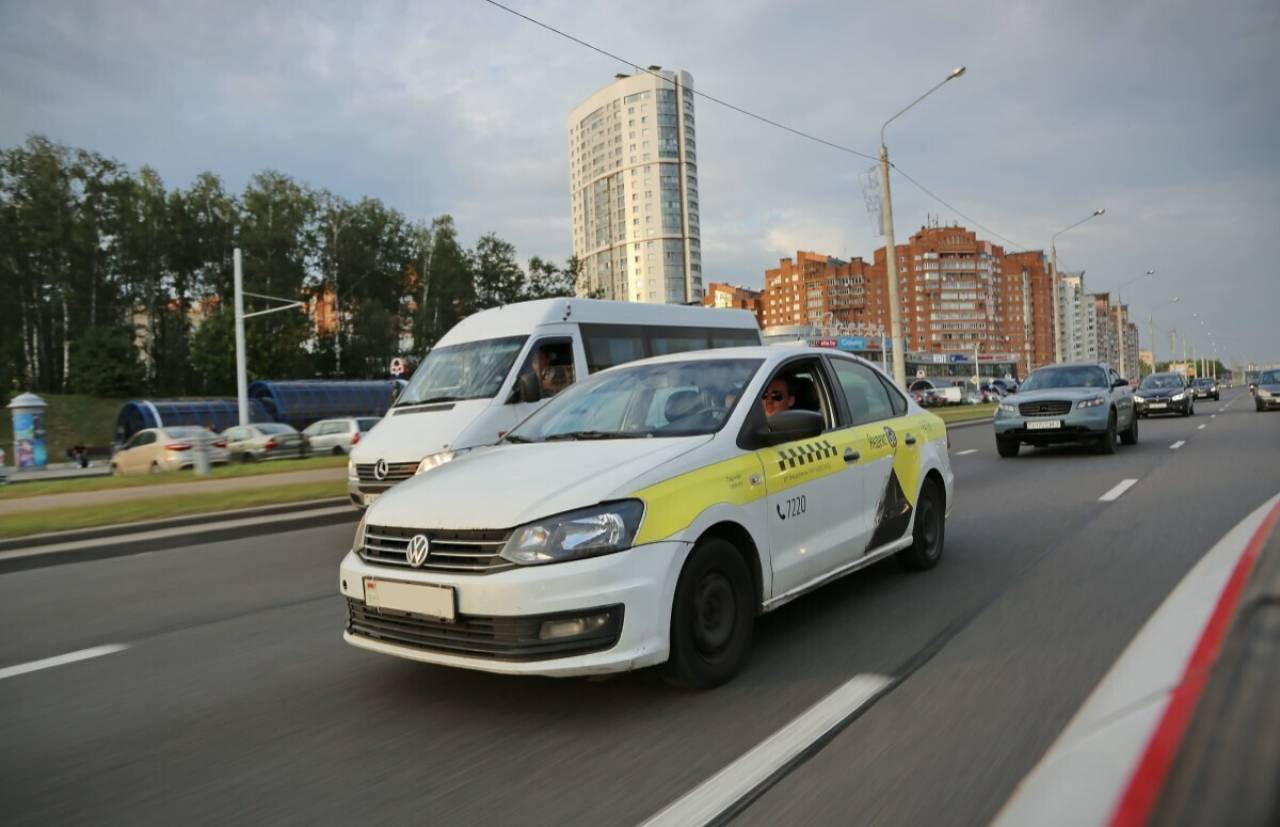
[364,578,455,621]
[361,493,379,506]
[1026,420,1062,430]
[1149,403,1166,409]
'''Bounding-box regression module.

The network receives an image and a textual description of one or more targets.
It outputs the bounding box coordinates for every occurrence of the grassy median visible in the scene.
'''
[932,403,996,424]
[0,454,347,501]
[0,479,348,539]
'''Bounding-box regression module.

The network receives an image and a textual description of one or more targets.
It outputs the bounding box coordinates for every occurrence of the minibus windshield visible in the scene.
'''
[506,358,762,441]
[396,336,529,405]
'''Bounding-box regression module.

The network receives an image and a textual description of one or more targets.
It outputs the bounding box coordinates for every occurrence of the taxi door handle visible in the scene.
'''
[844,449,861,463]
[904,434,918,446]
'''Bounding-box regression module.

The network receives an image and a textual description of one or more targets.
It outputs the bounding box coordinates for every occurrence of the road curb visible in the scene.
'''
[941,417,992,430]
[0,498,356,575]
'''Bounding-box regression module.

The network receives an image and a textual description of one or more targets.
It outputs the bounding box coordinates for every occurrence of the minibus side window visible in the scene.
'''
[513,338,577,400]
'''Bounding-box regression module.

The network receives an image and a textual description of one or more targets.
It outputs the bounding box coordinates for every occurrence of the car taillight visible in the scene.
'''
[165,442,192,452]
[351,431,360,445]
[213,439,227,449]
[265,437,278,449]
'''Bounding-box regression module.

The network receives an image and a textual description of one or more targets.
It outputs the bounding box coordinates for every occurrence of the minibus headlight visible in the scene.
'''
[500,501,645,565]
[347,458,357,479]
[416,447,471,475]
[352,512,368,553]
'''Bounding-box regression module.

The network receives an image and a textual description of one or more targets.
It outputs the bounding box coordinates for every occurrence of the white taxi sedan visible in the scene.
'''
[339,347,954,688]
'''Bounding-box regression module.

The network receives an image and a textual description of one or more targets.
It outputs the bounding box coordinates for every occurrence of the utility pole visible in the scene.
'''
[233,247,305,426]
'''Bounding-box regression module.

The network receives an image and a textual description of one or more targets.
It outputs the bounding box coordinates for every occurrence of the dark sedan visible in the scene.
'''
[1190,377,1220,401]
[1134,373,1194,417]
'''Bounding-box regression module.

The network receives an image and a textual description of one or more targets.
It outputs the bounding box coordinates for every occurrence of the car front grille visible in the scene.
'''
[346,599,623,661]
[1019,400,1073,417]
[360,524,514,574]
[355,462,418,483]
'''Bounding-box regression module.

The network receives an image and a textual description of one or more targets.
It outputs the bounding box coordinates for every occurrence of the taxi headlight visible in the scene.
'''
[998,401,1018,415]
[1077,395,1106,409]
[500,501,645,566]
[415,447,471,475]
[1171,392,1186,401]
[1260,388,1273,398]
[352,512,368,552]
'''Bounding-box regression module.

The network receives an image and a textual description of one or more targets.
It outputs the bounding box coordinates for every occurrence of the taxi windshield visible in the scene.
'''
[396,336,528,405]
[506,358,762,442]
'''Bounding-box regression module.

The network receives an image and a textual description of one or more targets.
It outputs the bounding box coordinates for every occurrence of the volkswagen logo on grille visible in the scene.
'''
[373,459,389,481]
[406,534,430,567]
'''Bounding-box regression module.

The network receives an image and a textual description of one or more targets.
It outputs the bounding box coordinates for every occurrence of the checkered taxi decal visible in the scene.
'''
[776,439,838,471]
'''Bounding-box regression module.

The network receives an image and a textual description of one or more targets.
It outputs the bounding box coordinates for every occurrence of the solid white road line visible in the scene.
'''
[1170,441,1186,450]
[639,673,893,827]
[955,449,978,456]
[1198,424,1207,430]
[0,644,130,681]
[1099,479,1140,502]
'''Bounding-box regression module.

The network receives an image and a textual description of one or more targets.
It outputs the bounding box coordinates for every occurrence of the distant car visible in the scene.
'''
[990,378,1018,395]
[302,417,382,455]
[111,427,229,475]
[1134,372,1194,418]
[992,363,1138,457]
[1255,369,1280,412]
[1190,377,1220,401]
[223,423,308,461]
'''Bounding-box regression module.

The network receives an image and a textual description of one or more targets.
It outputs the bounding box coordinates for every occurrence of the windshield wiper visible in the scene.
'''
[502,434,533,444]
[395,395,462,407]
[544,430,647,441]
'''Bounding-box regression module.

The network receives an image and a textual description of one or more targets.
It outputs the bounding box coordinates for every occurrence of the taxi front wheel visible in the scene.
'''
[897,479,945,571]
[665,538,755,690]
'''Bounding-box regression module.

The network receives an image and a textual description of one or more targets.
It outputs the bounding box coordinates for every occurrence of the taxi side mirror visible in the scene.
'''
[755,410,825,447]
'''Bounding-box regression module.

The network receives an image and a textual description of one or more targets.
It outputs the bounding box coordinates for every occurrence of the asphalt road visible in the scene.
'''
[1,388,1277,826]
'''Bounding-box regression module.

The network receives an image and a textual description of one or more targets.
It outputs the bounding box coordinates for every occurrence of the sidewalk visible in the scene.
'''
[3,462,113,484]
[0,467,347,516]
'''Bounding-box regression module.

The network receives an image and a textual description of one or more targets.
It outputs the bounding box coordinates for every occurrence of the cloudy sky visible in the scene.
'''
[3,0,1277,364]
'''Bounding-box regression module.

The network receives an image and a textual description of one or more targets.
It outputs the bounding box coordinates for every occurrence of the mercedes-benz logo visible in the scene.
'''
[406,534,430,567]
[373,459,389,481]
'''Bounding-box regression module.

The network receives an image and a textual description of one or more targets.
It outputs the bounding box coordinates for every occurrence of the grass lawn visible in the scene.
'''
[0,454,347,501]
[1,393,124,461]
[0,480,348,539]
[933,403,996,424]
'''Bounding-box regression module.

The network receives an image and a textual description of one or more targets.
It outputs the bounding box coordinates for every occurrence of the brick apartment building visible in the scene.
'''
[759,225,1057,372]
[702,282,765,327]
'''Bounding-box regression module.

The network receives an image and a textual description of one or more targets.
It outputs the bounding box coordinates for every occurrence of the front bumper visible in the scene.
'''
[1134,397,1191,416]
[1257,394,1280,410]
[339,541,686,676]
[993,405,1111,442]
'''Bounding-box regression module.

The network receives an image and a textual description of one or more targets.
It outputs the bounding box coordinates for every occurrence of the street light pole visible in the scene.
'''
[1049,208,1106,364]
[233,249,249,427]
[1114,269,1154,378]
[1147,296,1179,371]
[879,66,966,387]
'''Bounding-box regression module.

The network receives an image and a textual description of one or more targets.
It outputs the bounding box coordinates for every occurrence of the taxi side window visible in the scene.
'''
[765,359,837,429]
[878,375,908,416]
[831,359,895,425]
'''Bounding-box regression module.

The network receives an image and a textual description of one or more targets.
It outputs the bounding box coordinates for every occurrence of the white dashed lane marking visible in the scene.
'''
[1198,424,1207,430]
[1099,479,1140,502]
[0,644,130,681]
[1170,441,1186,450]
[639,673,893,826]
[955,449,978,456]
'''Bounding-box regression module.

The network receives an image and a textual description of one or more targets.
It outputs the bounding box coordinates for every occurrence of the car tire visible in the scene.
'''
[1259,402,1265,412]
[149,462,161,474]
[331,446,344,456]
[110,462,119,476]
[897,478,945,571]
[996,437,1020,458]
[665,538,755,690]
[1098,412,1118,455]
[1121,413,1139,446]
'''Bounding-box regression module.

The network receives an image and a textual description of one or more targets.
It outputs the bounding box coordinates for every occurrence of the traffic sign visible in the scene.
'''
[389,357,408,377]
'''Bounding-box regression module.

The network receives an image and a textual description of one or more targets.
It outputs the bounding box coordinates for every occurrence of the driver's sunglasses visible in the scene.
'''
[762,391,787,402]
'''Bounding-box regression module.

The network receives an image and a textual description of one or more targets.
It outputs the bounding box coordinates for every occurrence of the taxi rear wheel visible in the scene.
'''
[665,539,755,689]
[897,479,945,571]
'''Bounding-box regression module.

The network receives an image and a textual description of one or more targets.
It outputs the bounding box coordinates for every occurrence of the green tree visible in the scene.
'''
[524,255,576,300]
[67,326,144,396]
[471,232,525,309]
[188,308,237,395]
[416,215,473,349]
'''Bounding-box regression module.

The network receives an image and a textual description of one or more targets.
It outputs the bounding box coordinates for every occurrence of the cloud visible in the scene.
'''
[2,0,1277,360]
